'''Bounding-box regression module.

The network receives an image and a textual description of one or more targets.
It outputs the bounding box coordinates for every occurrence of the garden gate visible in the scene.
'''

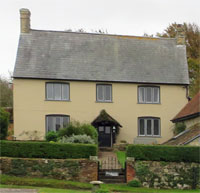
[98,156,126,183]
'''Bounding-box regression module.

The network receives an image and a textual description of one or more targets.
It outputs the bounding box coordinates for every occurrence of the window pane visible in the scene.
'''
[105,86,111,101]
[62,84,69,100]
[147,119,152,135]
[105,126,111,134]
[153,119,159,135]
[54,84,61,100]
[146,87,152,102]
[97,85,103,101]
[63,116,69,128]
[99,126,104,132]
[153,88,159,103]
[46,83,53,100]
[139,119,145,135]
[47,116,54,132]
[55,117,61,131]
[139,87,145,103]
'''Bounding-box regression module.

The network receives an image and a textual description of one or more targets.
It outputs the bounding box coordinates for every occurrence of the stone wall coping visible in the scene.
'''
[0,157,92,161]
[126,157,135,161]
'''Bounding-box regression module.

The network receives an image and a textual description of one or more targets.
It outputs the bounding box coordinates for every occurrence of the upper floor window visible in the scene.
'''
[96,84,112,102]
[46,83,69,101]
[46,115,70,133]
[138,86,160,104]
[138,117,160,137]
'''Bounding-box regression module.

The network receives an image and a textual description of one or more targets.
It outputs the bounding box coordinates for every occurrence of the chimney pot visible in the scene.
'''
[176,24,185,45]
[20,8,31,33]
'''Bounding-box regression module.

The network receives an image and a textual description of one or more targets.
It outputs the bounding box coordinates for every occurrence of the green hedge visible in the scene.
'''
[0,140,97,159]
[126,145,200,163]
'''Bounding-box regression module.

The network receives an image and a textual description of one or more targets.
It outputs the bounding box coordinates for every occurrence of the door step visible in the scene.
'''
[99,147,114,152]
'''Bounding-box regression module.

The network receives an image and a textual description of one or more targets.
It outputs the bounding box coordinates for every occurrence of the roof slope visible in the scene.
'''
[92,110,122,127]
[172,92,200,122]
[14,30,189,84]
[163,123,200,145]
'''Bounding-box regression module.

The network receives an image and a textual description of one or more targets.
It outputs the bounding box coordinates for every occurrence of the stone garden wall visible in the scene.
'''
[126,160,200,189]
[0,157,98,183]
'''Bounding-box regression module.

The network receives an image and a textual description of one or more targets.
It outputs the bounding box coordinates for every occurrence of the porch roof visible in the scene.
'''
[92,110,122,127]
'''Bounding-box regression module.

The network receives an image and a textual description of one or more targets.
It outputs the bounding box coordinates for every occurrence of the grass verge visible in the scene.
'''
[0,175,199,193]
[0,175,91,190]
[115,151,126,168]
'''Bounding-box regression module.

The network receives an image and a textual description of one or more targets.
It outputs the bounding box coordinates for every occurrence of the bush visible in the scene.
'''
[127,179,141,187]
[59,134,95,144]
[0,108,10,140]
[58,121,98,143]
[126,145,199,163]
[0,140,97,159]
[45,131,58,142]
[173,122,186,135]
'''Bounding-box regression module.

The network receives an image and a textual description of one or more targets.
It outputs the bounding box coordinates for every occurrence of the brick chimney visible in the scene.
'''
[20,8,31,33]
[176,24,185,45]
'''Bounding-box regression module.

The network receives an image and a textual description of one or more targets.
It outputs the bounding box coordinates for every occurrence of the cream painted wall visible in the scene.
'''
[184,116,200,129]
[13,79,188,143]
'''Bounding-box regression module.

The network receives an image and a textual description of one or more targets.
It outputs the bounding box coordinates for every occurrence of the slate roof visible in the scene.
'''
[163,123,200,145]
[172,92,200,122]
[14,29,189,84]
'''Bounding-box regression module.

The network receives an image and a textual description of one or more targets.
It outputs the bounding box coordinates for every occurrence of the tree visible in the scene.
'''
[156,23,200,97]
[0,107,10,139]
[0,76,13,107]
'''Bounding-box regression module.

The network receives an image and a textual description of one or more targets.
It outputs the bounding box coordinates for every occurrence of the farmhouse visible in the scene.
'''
[13,9,189,146]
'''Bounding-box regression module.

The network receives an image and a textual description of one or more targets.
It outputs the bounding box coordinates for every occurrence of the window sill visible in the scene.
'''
[137,135,161,138]
[45,100,71,102]
[95,101,113,103]
[137,102,161,105]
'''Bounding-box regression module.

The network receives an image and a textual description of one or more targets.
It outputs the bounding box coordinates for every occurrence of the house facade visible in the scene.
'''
[171,92,200,129]
[13,9,189,146]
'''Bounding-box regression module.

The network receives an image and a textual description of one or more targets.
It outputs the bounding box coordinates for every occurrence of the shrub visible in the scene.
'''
[0,108,10,140]
[126,145,199,163]
[45,131,58,142]
[173,122,186,135]
[0,140,97,159]
[59,134,95,144]
[58,121,98,143]
[127,179,141,187]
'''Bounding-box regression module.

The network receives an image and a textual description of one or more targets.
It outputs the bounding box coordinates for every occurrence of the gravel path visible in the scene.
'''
[0,188,38,193]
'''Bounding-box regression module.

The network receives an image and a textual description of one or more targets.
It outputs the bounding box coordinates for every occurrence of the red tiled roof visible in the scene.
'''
[172,92,200,122]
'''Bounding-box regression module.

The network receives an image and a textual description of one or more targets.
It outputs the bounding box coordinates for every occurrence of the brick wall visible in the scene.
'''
[0,157,98,183]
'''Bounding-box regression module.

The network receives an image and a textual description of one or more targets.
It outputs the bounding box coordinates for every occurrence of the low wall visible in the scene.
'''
[0,157,98,183]
[126,160,200,189]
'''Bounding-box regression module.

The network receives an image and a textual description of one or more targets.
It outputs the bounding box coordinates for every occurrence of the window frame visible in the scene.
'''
[138,117,161,137]
[45,82,70,101]
[46,114,70,133]
[96,84,112,102]
[138,86,160,104]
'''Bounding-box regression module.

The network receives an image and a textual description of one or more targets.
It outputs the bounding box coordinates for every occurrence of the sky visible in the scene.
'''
[0,0,199,79]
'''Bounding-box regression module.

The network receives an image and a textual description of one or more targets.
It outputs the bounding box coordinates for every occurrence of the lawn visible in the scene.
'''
[115,150,126,168]
[1,175,199,193]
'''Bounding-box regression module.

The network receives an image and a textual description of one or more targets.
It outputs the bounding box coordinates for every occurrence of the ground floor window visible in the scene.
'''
[138,117,160,137]
[46,115,70,133]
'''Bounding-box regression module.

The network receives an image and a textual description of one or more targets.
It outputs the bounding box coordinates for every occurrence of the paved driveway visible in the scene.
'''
[0,188,37,193]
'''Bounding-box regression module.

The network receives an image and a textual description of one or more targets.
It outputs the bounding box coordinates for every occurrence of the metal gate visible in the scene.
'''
[98,156,126,183]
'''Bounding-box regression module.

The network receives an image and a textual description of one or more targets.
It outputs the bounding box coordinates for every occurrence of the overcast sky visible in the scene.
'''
[0,0,199,79]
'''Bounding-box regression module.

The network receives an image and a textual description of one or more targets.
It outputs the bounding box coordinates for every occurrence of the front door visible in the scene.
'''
[98,126,112,147]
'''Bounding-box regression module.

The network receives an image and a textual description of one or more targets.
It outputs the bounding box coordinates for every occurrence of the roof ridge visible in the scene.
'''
[30,29,176,41]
